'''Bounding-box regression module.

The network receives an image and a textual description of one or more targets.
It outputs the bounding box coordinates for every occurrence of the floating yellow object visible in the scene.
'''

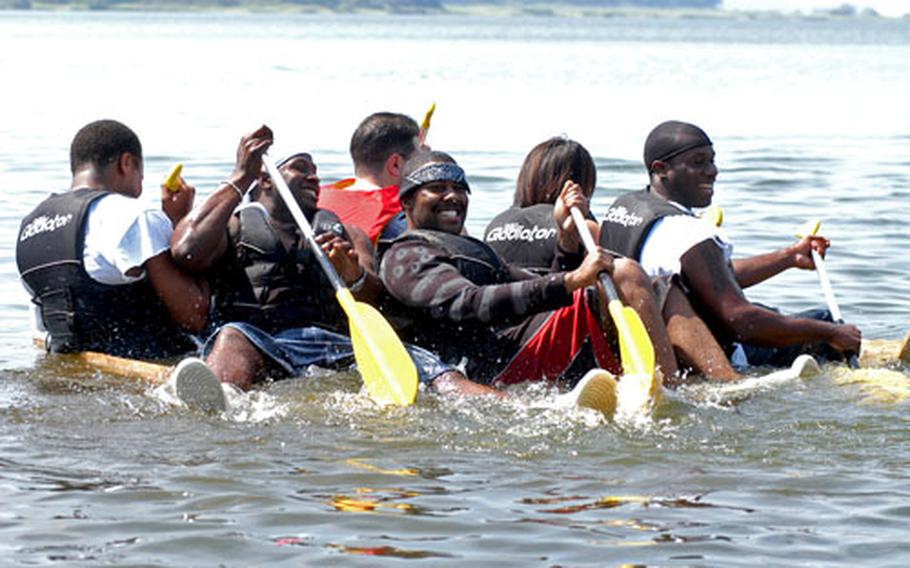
[345,458,419,477]
[163,163,183,192]
[859,337,907,367]
[831,366,910,405]
[420,102,436,131]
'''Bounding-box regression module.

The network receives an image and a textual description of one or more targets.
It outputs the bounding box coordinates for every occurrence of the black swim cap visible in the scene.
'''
[643,121,712,173]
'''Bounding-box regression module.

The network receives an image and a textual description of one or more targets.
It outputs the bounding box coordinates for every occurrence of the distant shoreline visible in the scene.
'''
[0,1,906,20]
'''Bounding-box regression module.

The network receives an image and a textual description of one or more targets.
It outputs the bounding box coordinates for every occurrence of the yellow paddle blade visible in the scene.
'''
[163,163,183,193]
[701,204,723,227]
[900,332,910,366]
[607,300,661,415]
[608,300,655,378]
[795,219,821,238]
[336,289,418,406]
[420,102,436,130]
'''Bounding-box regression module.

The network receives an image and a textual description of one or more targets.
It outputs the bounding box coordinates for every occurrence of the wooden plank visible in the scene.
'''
[33,338,171,384]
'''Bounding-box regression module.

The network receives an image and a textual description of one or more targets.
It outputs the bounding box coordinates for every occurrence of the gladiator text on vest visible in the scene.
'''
[603,206,644,228]
[19,214,74,242]
[485,222,556,243]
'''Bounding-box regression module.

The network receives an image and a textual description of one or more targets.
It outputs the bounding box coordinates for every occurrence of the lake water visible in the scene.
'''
[1,9,909,566]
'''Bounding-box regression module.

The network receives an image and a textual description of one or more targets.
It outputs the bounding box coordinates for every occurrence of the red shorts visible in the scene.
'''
[492,289,620,385]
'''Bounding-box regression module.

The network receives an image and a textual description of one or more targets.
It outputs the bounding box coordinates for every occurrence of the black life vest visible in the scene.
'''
[601,188,740,349]
[483,204,558,275]
[16,188,195,358]
[598,187,691,260]
[378,229,516,382]
[211,205,348,334]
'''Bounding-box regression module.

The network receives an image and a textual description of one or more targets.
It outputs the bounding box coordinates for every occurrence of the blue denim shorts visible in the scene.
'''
[202,322,453,384]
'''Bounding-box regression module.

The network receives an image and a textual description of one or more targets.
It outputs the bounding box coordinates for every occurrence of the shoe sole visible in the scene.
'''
[173,358,227,413]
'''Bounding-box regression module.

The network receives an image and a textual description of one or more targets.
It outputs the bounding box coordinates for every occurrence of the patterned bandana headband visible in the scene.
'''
[399,162,470,199]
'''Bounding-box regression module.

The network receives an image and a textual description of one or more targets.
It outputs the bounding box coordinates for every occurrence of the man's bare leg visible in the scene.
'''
[206,326,270,391]
[662,283,740,384]
[609,258,679,380]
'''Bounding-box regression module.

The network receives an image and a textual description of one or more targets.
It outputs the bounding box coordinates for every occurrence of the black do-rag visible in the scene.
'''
[643,121,712,172]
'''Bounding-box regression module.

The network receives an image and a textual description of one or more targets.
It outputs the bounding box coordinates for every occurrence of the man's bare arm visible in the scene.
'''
[145,251,210,333]
[682,239,860,352]
[732,235,831,289]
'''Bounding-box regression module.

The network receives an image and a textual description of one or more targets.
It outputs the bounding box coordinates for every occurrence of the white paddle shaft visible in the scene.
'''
[811,249,844,323]
[262,156,346,292]
[570,207,598,254]
[570,207,620,301]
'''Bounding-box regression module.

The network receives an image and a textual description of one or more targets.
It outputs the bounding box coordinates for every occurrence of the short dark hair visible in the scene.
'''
[70,119,142,174]
[349,112,419,177]
[514,137,596,207]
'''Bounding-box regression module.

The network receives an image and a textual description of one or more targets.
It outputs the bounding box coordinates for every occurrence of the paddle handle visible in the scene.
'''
[262,156,347,293]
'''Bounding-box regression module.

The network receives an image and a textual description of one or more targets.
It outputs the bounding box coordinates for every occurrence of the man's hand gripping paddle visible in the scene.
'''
[569,207,658,409]
[795,219,860,369]
[262,156,418,405]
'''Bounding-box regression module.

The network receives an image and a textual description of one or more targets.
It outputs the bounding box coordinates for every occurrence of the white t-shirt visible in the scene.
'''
[31,193,172,335]
[636,202,750,367]
[638,202,734,278]
[82,194,173,284]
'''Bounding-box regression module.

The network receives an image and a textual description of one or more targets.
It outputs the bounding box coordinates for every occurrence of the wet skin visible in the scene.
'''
[404,180,469,235]
[655,144,717,209]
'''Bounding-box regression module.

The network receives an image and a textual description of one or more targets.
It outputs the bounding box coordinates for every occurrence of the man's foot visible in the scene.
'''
[171,357,227,412]
[557,368,618,417]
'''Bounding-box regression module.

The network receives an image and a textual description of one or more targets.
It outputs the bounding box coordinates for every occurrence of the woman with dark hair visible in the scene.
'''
[514,137,596,207]
[484,137,598,274]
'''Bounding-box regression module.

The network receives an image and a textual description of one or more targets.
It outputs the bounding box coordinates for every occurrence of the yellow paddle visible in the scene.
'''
[418,102,436,146]
[702,204,723,227]
[262,156,418,405]
[163,163,183,192]
[569,207,655,381]
[795,219,859,368]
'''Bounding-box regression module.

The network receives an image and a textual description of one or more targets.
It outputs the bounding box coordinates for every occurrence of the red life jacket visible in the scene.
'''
[317,178,401,242]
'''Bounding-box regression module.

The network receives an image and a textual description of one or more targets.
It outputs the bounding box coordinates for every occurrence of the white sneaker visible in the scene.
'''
[557,368,618,417]
[172,357,227,413]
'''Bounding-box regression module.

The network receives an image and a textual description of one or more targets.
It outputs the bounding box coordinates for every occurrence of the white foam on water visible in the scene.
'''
[148,380,288,423]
